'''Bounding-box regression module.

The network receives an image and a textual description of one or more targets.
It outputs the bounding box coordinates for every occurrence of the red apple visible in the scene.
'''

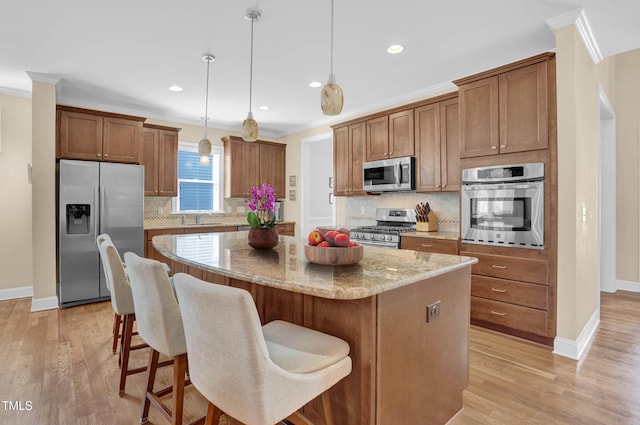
[324,230,339,246]
[334,233,350,247]
[348,241,356,247]
[307,229,324,246]
[338,227,351,236]
[317,241,331,247]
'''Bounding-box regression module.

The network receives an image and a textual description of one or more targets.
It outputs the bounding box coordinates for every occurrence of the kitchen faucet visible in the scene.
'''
[195,211,213,225]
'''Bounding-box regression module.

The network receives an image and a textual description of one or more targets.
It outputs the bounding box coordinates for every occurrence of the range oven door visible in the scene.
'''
[461,181,544,249]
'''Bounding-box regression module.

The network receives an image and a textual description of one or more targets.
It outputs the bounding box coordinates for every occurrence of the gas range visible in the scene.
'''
[351,208,417,249]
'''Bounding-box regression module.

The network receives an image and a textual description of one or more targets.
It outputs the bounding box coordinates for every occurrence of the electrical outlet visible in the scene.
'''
[226,206,232,213]
[426,300,441,322]
[157,206,164,215]
[236,206,246,214]
[360,206,366,215]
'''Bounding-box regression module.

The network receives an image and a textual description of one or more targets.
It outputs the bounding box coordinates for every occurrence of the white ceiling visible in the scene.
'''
[1,0,639,137]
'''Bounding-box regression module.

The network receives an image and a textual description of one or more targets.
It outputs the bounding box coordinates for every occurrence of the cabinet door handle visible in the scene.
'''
[500,145,506,149]
[491,288,507,293]
[492,265,507,269]
[491,146,497,150]
[104,154,109,157]
[97,153,102,157]
[491,310,506,316]
[436,184,440,188]
[389,151,393,155]
[383,152,388,156]
[328,193,333,204]
[420,244,433,248]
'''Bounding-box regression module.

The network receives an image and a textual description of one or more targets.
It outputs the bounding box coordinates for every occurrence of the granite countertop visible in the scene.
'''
[152,232,476,300]
[401,231,460,241]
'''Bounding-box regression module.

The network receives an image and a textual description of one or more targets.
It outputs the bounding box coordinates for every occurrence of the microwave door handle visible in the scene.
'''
[396,161,401,186]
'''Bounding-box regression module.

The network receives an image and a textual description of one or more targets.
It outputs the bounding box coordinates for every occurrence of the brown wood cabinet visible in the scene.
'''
[57,105,144,163]
[456,55,551,158]
[461,249,552,343]
[275,222,295,236]
[414,97,460,192]
[400,235,459,255]
[141,124,179,196]
[366,110,414,161]
[222,136,285,199]
[333,122,366,196]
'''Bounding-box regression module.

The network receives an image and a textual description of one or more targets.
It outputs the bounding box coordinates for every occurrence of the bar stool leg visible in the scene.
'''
[119,313,135,396]
[112,313,122,354]
[141,349,160,424]
[204,402,222,425]
[172,353,187,425]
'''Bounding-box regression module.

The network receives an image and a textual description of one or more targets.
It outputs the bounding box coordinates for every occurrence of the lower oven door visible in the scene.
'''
[461,181,544,249]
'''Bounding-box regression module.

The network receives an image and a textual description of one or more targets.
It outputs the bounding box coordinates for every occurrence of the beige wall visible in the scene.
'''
[555,26,617,340]
[0,94,33,291]
[615,49,640,282]
[31,81,57,300]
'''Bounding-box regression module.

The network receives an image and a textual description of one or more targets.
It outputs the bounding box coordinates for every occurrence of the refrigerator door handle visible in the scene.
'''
[100,186,105,234]
[94,186,100,238]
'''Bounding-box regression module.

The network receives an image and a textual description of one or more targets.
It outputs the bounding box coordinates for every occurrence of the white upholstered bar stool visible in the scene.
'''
[97,236,150,396]
[124,253,203,425]
[97,234,123,355]
[172,273,352,425]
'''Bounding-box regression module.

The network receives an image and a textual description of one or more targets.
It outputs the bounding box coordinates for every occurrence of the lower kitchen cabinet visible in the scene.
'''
[275,222,295,236]
[461,249,552,344]
[400,235,459,255]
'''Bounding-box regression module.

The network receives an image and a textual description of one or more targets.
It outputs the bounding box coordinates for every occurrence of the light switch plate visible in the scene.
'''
[237,206,246,213]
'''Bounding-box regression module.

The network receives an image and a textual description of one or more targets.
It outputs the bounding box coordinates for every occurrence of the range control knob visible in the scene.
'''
[386,235,393,241]
[378,235,386,241]
[367,234,374,240]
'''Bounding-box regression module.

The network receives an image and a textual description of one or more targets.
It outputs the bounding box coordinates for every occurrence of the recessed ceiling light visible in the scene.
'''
[386,44,405,55]
[168,85,183,92]
[309,81,322,88]
[259,105,270,111]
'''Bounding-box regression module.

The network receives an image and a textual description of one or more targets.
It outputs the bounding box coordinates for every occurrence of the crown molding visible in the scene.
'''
[546,8,603,64]
[0,86,31,99]
[25,71,61,85]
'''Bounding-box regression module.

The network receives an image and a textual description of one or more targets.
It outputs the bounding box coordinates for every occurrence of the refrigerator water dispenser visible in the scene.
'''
[66,204,91,234]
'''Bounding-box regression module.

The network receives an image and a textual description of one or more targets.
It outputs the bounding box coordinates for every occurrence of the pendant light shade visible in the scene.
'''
[321,0,343,115]
[200,54,215,163]
[242,9,261,142]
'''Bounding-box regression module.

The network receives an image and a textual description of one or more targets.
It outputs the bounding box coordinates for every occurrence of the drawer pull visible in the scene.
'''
[491,265,508,269]
[420,244,433,248]
[491,310,506,316]
[491,288,507,293]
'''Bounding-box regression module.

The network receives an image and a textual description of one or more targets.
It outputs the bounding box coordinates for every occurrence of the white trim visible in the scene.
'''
[553,308,600,360]
[25,71,61,85]
[286,82,458,136]
[31,296,59,312]
[300,132,336,236]
[546,8,603,64]
[616,280,640,293]
[0,286,33,301]
[0,86,31,99]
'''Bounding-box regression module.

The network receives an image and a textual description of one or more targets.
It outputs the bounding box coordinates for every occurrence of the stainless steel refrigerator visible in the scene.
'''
[57,159,144,307]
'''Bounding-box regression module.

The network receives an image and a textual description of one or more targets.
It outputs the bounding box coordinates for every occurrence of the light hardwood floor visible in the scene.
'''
[1,291,639,425]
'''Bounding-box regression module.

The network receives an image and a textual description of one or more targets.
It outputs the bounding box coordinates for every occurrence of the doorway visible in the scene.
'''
[301,133,336,235]
[597,85,616,299]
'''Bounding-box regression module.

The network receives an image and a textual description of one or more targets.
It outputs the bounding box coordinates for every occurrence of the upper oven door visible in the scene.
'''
[461,181,544,249]
[363,157,414,192]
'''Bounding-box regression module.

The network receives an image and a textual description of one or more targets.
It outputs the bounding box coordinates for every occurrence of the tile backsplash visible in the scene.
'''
[144,197,250,226]
[344,192,460,233]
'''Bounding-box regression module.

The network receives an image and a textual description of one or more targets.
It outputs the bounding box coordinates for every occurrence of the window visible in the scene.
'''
[172,141,223,212]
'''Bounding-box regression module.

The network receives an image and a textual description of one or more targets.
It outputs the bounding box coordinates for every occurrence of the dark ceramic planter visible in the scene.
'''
[247,227,279,250]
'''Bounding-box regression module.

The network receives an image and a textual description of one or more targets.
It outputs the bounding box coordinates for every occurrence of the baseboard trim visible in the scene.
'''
[553,308,600,360]
[616,279,640,293]
[31,296,59,312]
[0,286,33,301]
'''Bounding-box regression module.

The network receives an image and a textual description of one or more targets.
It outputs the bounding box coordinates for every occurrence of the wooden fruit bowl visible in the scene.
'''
[304,243,364,266]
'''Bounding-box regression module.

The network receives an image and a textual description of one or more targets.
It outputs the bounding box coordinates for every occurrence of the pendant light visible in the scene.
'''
[321,0,343,115]
[242,8,261,142]
[199,54,215,164]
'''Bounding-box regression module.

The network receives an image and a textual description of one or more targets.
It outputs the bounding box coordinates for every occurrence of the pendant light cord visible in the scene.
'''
[330,0,334,76]
[249,15,255,113]
[204,57,210,139]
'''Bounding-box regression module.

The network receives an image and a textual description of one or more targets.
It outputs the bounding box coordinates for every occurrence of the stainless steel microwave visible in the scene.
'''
[363,156,415,192]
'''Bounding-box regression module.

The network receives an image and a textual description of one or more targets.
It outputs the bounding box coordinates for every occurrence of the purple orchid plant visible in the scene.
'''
[244,183,277,229]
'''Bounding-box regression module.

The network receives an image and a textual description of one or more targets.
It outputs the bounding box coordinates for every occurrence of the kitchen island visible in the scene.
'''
[153,231,477,425]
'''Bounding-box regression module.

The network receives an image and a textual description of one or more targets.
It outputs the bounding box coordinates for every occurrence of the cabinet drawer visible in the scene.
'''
[276,222,295,236]
[471,275,547,310]
[460,251,548,285]
[471,296,547,336]
[401,237,458,255]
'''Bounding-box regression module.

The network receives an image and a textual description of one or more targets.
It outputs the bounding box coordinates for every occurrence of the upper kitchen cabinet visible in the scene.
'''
[57,105,144,163]
[222,136,286,199]
[141,124,180,196]
[455,53,553,158]
[365,109,414,161]
[333,122,366,196]
[414,96,460,192]
[259,142,286,199]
